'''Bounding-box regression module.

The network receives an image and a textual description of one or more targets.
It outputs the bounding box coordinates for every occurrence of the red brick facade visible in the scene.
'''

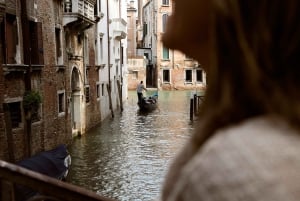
[0,0,101,162]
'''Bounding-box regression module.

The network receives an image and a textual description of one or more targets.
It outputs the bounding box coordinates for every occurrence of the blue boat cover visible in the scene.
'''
[15,144,71,201]
[17,144,70,179]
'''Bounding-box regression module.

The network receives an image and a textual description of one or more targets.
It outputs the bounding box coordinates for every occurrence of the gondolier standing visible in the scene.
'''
[137,81,147,103]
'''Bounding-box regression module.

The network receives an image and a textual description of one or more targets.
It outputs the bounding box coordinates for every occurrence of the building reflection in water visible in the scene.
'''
[67,90,197,201]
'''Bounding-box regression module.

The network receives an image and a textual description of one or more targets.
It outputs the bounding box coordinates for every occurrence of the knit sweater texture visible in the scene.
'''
[162,116,300,201]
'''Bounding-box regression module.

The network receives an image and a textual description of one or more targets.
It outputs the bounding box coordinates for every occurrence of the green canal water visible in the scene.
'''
[67,90,198,201]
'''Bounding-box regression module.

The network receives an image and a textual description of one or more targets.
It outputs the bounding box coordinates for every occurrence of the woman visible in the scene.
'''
[161,0,300,200]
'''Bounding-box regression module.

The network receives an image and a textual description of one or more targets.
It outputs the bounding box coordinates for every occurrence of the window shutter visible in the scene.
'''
[36,22,44,65]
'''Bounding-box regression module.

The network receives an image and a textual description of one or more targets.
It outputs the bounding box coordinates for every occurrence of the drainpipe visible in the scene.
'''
[106,0,114,118]
[119,42,123,111]
[119,0,123,111]
[1,10,15,162]
[21,0,32,157]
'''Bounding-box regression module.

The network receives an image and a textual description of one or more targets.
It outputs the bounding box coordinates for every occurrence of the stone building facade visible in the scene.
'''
[127,1,146,90]
[127,0,156,89]
[140,0,207,90]
[0,0,127,162]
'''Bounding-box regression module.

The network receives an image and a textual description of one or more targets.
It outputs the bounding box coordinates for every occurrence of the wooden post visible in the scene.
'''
[190,98,194,121]
[106,84,114,118]
[117,80,123,111]
[21,0,32,158]
[194,94,197,116]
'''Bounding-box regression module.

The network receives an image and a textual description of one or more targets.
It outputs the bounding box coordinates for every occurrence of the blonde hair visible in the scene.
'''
[193,0,300,149]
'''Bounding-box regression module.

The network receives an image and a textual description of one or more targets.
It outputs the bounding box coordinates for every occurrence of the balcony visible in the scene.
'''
[110,18,127,40]
[63,0,96,31]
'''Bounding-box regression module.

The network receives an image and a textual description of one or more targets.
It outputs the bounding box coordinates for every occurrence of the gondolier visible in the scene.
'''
[136,81,147,103]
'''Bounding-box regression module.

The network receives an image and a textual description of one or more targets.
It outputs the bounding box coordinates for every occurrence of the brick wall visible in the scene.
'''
[37,0,72,151]
[0,46,7,160]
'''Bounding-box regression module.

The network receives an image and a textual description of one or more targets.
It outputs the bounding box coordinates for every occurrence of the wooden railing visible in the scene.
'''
[0,160,116,201]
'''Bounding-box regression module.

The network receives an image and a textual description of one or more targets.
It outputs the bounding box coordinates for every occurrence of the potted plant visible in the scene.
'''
[23,90,42,114]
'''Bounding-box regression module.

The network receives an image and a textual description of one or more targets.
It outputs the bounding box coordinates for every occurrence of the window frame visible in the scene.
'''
[162,0,169,6]
[162,13,168,32]
[162,69,171,83]
[185,69,193,83]
[55,27,63,65]
[8,101,22,129]
[57,90,65,116]
[196,69,204,83]
[162,46,169,60]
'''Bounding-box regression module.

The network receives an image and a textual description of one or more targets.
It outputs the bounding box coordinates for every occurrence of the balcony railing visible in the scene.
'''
[65,0,94,20]
[63,0,96,29]
[0,160,115,201]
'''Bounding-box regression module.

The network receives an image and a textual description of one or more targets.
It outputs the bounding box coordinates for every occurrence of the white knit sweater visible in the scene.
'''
[163,116,300,201]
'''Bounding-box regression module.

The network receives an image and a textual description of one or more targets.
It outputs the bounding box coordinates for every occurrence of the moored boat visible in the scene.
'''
[16,144,71,200]
[138,93,158,112]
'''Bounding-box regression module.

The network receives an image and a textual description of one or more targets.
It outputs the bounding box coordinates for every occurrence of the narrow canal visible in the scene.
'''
[66,90,197,201]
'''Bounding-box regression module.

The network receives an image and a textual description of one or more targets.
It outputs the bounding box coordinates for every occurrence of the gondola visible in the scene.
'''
[138,93,158,112]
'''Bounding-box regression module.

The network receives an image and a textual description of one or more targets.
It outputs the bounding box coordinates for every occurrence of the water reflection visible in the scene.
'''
[67,91,196,201]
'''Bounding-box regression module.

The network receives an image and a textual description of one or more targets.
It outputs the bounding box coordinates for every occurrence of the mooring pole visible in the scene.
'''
[194,94,197,116]
[190,98,194,121]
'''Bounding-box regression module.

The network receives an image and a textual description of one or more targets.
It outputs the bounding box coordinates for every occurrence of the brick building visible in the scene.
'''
[127,0,156,89]
[140,0,207,90]
[0,0,127,162]
[0,0,5,161]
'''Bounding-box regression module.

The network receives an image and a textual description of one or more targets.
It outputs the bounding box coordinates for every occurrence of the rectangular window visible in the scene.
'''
[101,83,105,96]
[29,21,44,65]
[8,102,22,128]
[121,46,124,65]
[58,91,65,114]
[96,83,100,99]
[143,23,148,36]
[55,28,62,65]
[162,0,169,5]
[163,69,170,83]
[196,69,203,82]
[162,14,168,32]
[84,35,89,65]
[185,69,193,83]
[163,46,169,59]
[85,86,90,103]
[3,14,18,64]
[100,37,103,61]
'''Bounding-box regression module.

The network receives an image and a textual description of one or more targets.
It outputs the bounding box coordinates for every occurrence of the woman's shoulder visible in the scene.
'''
[176,116,300,200]
[209,115,299,146]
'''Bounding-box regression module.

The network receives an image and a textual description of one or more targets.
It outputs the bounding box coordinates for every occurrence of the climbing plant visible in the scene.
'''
[23,90,42,111]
